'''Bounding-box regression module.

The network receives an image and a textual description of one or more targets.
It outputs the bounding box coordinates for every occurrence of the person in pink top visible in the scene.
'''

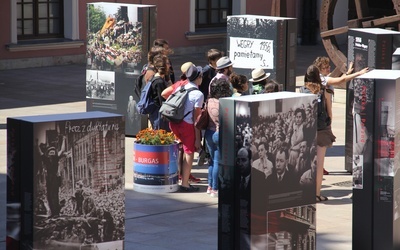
[205,78,232,197]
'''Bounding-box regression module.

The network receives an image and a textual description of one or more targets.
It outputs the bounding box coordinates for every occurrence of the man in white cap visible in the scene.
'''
[215,56,233,78]
[249,68,271,94]
[208,56,234,93]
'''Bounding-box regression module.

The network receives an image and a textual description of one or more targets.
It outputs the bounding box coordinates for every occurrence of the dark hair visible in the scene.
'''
[258,142,268,152]
[153,38,169,47]
[255,79,268,86]
[294,107,306,121]
[265,79,280,93]
[230,73,248,93]
[304,65,321,84]
[153,38,173,55]
[277,131,285,141]
[304,65,322,94]
[153,54,168,76]
[209,78,233,99]
[207,49,223,63]
[148,46,164,64]
[217,68,225,74]
[275,147,288,160]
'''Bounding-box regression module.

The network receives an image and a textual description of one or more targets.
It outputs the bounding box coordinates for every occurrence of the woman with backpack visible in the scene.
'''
[148,54,170,131]
[314,56,369,175]
[301,65,335,202]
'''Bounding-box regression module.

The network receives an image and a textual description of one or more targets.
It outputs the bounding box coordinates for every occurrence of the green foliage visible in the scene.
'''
[87,5,107,33]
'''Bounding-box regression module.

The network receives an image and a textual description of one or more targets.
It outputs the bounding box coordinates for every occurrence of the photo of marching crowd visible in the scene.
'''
[86,4,142,74]
[86,70,115,100]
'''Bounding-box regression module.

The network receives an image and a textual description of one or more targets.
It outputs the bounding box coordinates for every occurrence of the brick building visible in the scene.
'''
[0,0,310,69]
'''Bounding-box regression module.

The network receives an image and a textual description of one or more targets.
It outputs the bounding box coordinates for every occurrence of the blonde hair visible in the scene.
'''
[313,56,330,71]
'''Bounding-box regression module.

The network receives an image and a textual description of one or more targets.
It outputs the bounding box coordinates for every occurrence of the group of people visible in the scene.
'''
[86,78,115,100]
[86,15,142,72]
[139,39,286,194]
[139,38,369,201]
[234,106,317,190]
[36,187,124,246]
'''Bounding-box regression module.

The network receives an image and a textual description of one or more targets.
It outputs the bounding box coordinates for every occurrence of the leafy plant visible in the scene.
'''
[136,128,176,145]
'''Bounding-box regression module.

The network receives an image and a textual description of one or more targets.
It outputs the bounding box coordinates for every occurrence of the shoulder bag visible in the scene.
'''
[195,100,209,130]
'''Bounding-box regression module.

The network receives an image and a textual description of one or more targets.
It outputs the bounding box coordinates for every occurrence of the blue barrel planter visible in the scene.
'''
[133,141,179,193]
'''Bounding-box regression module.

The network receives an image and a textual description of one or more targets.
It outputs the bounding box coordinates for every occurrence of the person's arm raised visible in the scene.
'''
[327,66,369,88]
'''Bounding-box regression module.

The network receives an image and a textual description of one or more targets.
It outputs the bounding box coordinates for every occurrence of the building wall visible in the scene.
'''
[246,0,271,16]
[246,0,297,17]
[0,3,12,59]
[0,0,328,69]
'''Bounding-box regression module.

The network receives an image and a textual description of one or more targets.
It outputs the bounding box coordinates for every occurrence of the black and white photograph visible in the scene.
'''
[266,205,316,250]
[394,188,400,221]
[231,95,317,238]
[227,16,284,40]
[86,69,116,100]
[86,3,142,74]
[375,158,394,177]
[32,117,125,249]
[353,155,363,189]
[235,98,316,210]
[127,95,140,128]
[227,15,279,71]
[352,78,374,158]
[226,15,297,92]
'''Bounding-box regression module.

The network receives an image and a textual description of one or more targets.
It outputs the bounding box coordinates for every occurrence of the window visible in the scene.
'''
[17,0,64,40]
[195,0,232,28]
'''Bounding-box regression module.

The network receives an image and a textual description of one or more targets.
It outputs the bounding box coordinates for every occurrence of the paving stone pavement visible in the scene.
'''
[0,44,353,250]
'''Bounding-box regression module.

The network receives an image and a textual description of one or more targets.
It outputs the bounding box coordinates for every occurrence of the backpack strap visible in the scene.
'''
[150,76,165,106]
[181,87,199,119]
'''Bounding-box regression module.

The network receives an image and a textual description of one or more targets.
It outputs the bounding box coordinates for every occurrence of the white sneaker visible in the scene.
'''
[210,190,218,198]
[206,186,212,194]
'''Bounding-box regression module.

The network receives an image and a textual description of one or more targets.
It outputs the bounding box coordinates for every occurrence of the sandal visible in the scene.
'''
[316,195,328,202]
[189,174,201,183]
[179,185,199,193]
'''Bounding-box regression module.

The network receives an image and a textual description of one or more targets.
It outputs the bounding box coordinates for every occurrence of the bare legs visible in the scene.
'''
[181,152,194,187]
[178,145,183,177]
[316,145,327,196]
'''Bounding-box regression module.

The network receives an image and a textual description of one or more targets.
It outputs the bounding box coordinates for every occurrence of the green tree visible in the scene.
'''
[87,5,107,33]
